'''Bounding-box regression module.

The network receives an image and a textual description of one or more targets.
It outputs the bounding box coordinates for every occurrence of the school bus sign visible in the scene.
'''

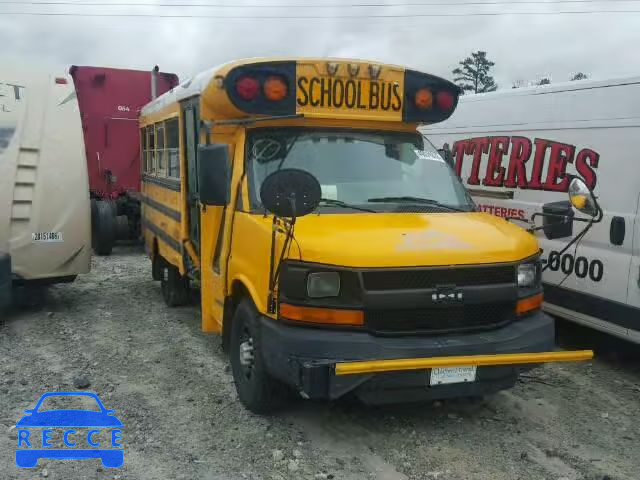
[295,60,404,121]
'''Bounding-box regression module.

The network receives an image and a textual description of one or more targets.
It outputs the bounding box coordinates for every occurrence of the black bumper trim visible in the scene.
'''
[258,311,555,402]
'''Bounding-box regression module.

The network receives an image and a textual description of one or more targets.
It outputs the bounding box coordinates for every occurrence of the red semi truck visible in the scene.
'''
[70,65,179,255]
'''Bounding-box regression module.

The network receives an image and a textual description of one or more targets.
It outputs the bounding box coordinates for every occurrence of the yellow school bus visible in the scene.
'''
[139,58,595,412]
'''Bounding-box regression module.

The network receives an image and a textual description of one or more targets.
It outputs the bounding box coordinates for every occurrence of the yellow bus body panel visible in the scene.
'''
[283,212,538,268]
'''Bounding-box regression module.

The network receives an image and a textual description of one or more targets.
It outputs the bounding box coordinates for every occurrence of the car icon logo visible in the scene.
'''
[14,391,123,468]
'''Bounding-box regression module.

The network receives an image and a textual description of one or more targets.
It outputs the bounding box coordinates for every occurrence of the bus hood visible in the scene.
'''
[291,212,539,267]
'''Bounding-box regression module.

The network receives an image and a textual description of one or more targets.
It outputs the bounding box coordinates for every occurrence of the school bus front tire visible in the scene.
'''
[230,299,286,413]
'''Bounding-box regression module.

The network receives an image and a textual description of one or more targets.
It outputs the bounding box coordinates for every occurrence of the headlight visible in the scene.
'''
[307,272,340,298]
[517,263,539,287]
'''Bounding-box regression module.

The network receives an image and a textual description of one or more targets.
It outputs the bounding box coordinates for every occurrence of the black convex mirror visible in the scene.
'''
[568,177,598,217]
[541,201,574,240]
[198,144,230,206]
[259,168,321,218]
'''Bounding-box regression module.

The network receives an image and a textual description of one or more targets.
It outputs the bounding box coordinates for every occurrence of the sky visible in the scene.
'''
[1,0,640,89]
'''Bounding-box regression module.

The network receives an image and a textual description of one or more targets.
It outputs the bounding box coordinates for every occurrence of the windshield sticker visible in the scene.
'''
[320,185,337,200]
[414,148,444,163]
[251,138,282,163]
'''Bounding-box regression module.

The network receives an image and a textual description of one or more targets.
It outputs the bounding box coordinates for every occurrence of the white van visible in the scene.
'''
[424,77,640,343]
[0,67,91,308]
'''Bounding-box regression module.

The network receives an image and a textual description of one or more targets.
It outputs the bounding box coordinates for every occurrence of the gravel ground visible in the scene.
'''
[1,246,639,480]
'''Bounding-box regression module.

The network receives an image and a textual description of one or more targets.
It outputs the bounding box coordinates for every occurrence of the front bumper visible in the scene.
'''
[0,252,11,309]
[259,312,588,404]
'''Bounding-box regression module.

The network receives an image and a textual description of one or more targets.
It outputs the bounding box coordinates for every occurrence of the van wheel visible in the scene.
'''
[160,260,190,307]
[93,201,116,256]
[230,299,285,413]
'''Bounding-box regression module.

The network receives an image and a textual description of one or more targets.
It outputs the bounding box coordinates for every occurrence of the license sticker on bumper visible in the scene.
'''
[429,366,477,386]
[32,232,63,243]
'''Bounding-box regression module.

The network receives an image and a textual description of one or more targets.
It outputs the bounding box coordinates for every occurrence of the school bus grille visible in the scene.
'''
[365,302,514,335]
[361,266,516,291]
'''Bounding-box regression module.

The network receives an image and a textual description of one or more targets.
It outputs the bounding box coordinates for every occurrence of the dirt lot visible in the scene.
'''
[1,246,639,480]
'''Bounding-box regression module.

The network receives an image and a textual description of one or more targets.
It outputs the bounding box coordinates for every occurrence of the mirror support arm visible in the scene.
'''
[541,220,593,272]
[267,217,297,314]
[267,217,278,313]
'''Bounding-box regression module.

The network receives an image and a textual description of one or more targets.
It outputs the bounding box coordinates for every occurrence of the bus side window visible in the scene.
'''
[166,117,180,178]
[156,122,166,176]
[147,125,155,174]
[140,128,147,173]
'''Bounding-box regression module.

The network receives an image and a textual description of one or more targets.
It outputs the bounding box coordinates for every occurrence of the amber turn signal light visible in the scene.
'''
[516,293,543,316]
[279,303,364,326]
[414,88,433,110]
[264,76,288,101]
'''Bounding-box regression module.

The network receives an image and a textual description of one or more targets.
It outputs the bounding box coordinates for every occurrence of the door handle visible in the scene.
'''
[610,216,625,246]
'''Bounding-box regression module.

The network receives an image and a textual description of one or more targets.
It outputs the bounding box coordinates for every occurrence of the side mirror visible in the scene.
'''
[259,168,321,218]
[437,143,454,168]
[198,144,230,206]
[542,201,574,240]
[568,177,598,217]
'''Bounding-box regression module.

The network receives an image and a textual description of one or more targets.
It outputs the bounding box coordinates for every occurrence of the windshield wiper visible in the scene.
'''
[366,196,471,212]
[319,198,377,213]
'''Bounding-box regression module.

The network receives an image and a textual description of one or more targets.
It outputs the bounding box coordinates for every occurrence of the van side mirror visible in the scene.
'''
[198,144,230,206]
[568,177,598,217]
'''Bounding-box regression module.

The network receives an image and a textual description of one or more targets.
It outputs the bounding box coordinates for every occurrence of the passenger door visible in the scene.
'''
[198,137,237,334]
[182,101,200,253]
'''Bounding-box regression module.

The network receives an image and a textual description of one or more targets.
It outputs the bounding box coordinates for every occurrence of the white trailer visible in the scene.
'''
[424,77,640,343]
[0,67,91,308]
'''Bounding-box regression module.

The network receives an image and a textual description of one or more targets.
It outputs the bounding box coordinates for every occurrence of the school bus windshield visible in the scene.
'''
[247,128,473,212]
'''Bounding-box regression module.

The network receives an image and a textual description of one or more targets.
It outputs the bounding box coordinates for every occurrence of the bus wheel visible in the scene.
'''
[230,299,284,413]
[160,261,190,307]
[93,201,116,256]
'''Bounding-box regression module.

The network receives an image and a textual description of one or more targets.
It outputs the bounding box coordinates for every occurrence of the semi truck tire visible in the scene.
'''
[93,200,116,256]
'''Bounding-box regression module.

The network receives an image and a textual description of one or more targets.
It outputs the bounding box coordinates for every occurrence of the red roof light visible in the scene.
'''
[436,91,455,111]
[235,76,260,101]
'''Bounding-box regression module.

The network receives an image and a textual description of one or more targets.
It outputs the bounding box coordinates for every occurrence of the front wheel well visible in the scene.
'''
[223,281,253,353]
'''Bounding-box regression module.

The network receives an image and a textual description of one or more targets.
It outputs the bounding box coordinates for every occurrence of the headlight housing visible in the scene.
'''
[307,272,341,298]
[517,261,541,287]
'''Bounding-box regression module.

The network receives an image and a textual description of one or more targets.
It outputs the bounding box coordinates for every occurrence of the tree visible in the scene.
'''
[536,77,551,86]
[452,51,498,94]
[571,72,588,81]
